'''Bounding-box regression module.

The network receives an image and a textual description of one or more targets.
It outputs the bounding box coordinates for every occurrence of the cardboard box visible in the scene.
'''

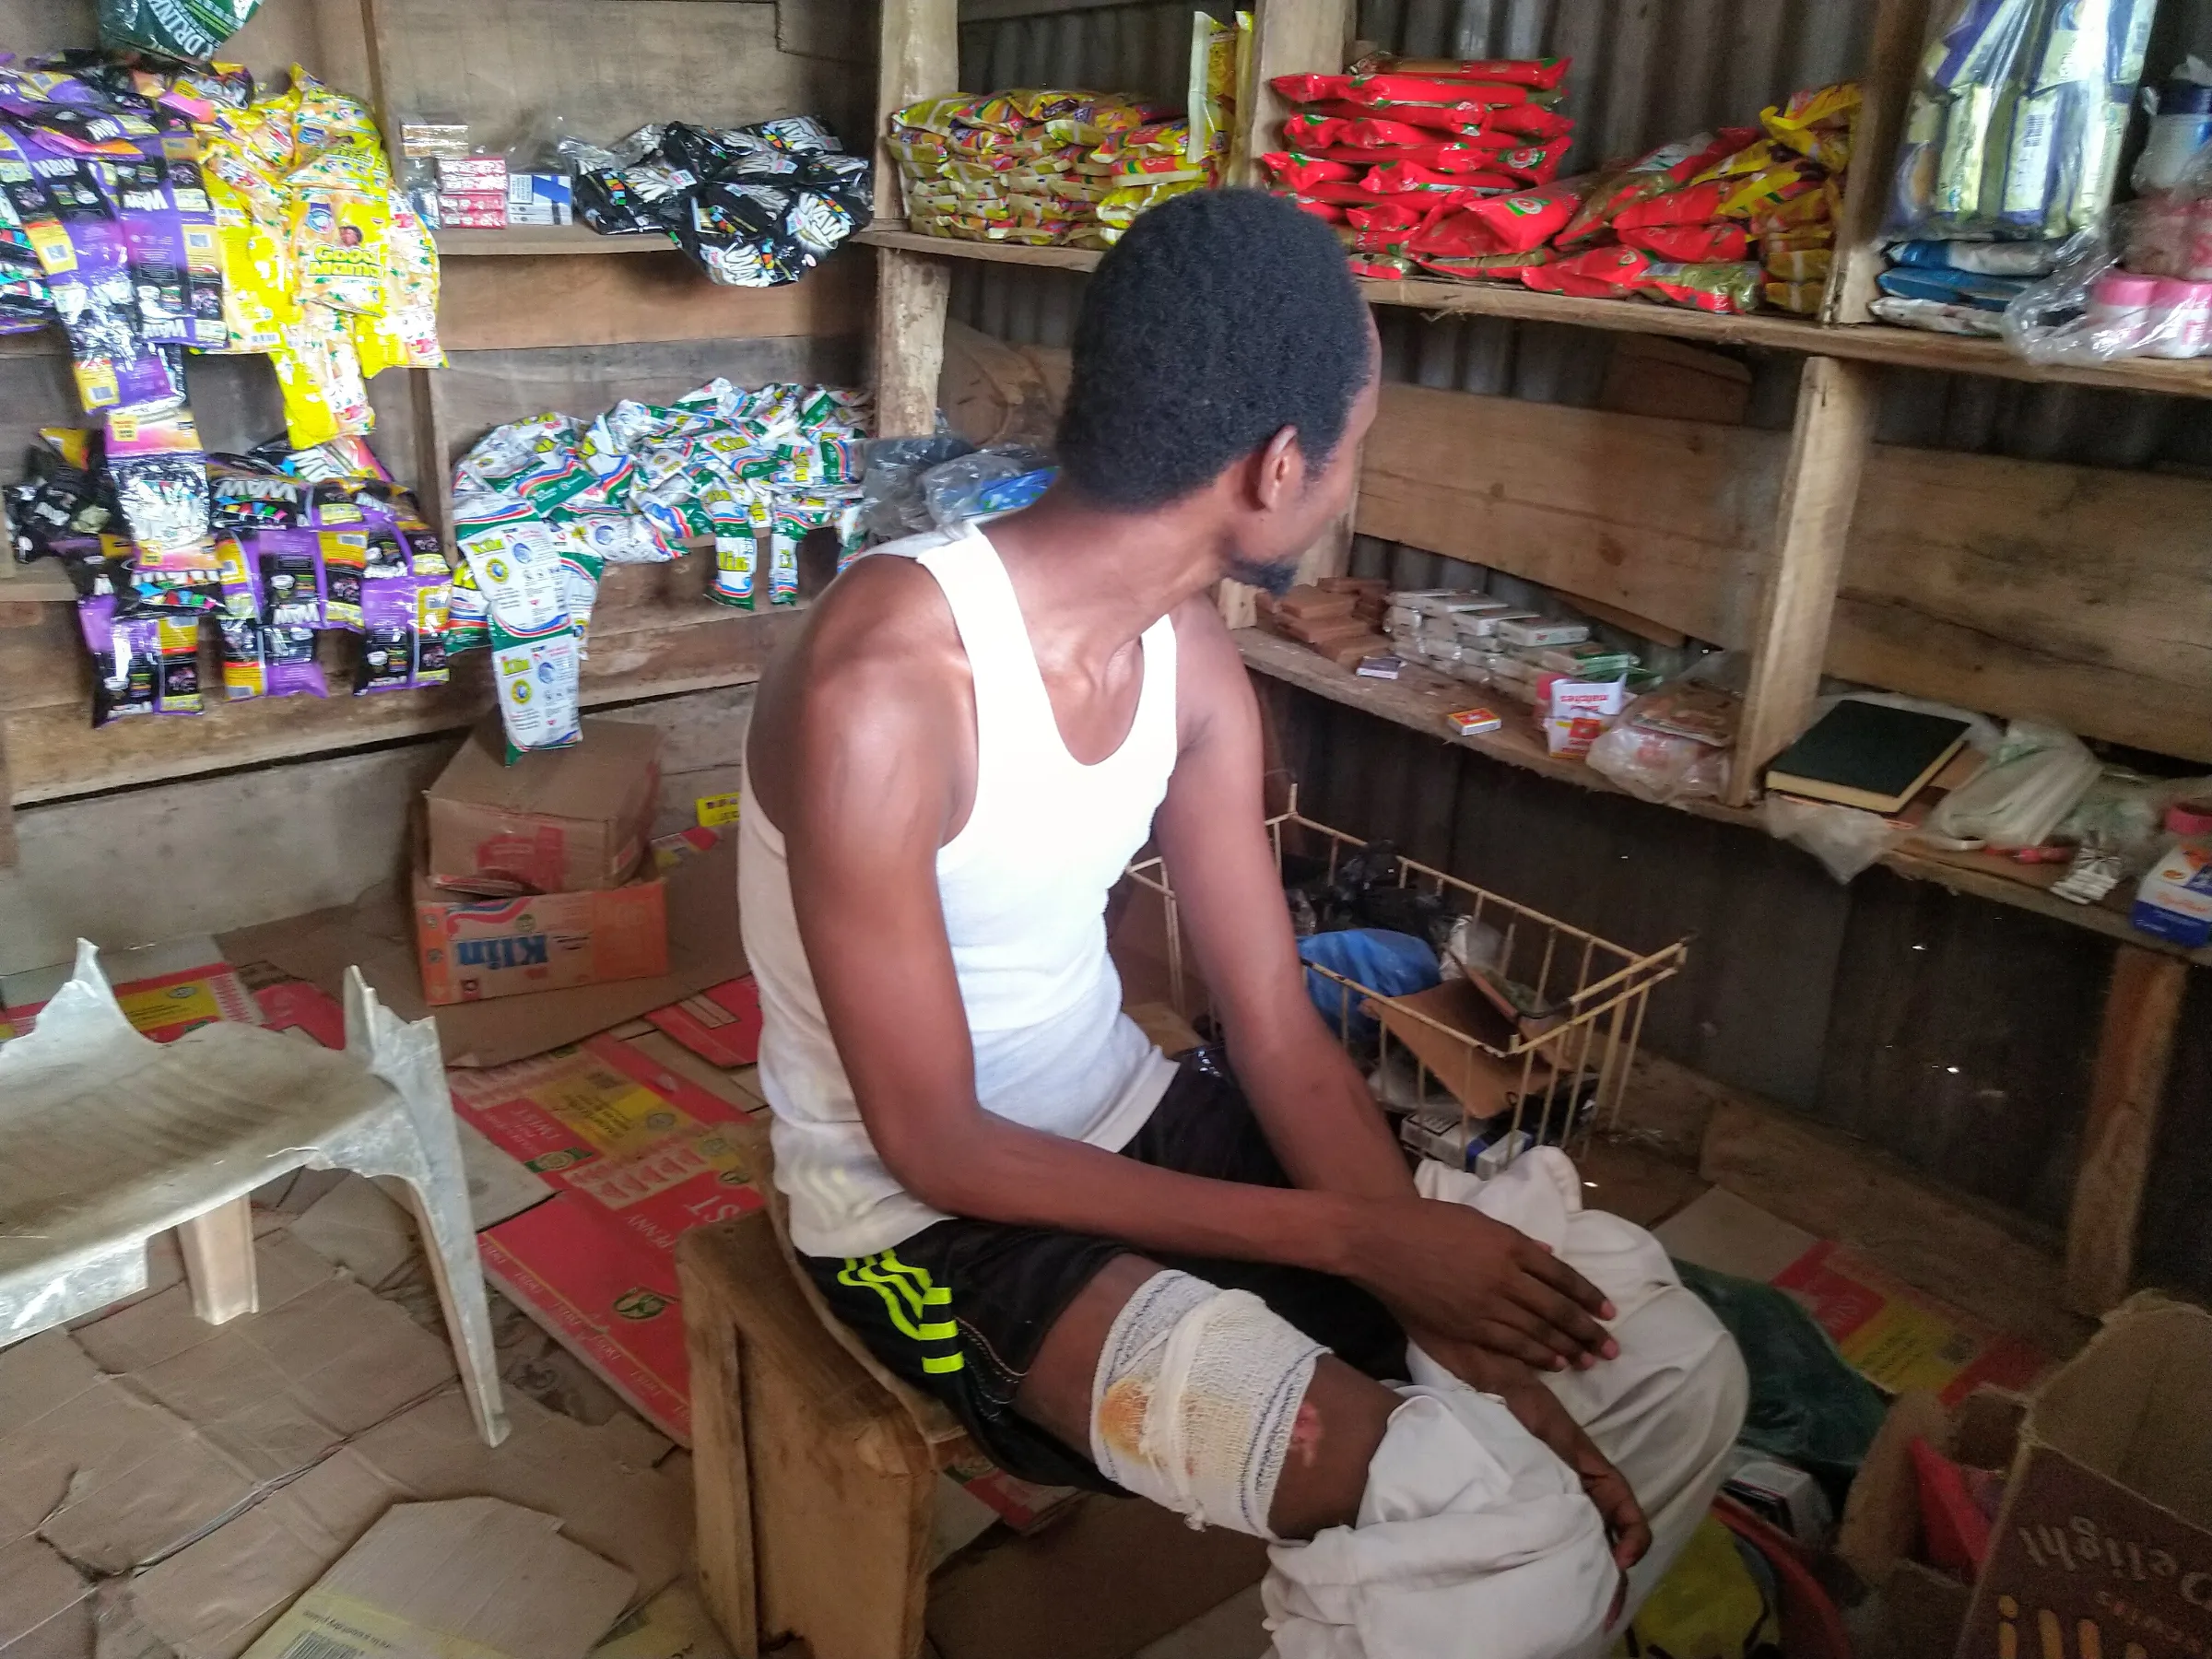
[238,1498,634,1659]
[413,867,668,1005]
[1962,1295,2212,1659]
[1,935,258,1044]
[222,829,746,1068]
[426,717,662,896]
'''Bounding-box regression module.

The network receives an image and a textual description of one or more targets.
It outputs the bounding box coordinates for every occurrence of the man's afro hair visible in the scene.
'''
[1054,188,1370,510]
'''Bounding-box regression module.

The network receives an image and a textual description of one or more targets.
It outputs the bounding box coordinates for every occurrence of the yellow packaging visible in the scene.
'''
[1765,279,1825,314]
[1187,12,1237,168]
[1765,247,1831,282]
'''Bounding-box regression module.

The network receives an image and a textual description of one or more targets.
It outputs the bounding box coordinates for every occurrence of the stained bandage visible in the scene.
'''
[1088,1270,1324,1539]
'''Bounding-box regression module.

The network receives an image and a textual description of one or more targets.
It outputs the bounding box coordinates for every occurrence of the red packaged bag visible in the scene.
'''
[1283,113,1348,148]
[1557,244,1654,286]
[1342,74,1533,109]
[1351,56,1571,92]
[1365,160,1515,196]
[1272,74,1356,102]
[1326,118,1510,152]
[1406,208,1504,257]
[1312,100,1500,136]
[1487,104,1576,141]
[1349,253,1412,278]
[1415,247,1555,280]
[1557,127,1758,244]
[1612,181,1728,229]
[1317,141,1518,171]
[1300,179,1390,205]
[1259,151,1360,192]
[1642,260,1763,313]
[1284,194,1348,223]
[1492,140,1571,185]
[1346,199,1431,233]
[1349,223,1419,253]
[1458,174,1597,251]
[1521,265,1635,299]
[1618,221,1749,261]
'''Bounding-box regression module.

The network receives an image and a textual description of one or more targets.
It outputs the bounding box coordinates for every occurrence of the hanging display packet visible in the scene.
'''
[100,0,269,60]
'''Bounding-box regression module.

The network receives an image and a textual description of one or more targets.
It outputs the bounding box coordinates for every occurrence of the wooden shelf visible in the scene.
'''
[432,225,674,256]
[857,221,2212,401]
[1236,627,2212,968]
[854,224,1103,272]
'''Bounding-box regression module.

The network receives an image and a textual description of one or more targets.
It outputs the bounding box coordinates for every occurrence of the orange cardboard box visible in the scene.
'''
[413,870,669,1005]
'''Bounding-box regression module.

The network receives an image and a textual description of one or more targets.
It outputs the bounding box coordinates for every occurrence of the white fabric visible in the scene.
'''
[1089,1270,1325,1540]
[739,524,1181,1257]
[1265,1150,1748,1659]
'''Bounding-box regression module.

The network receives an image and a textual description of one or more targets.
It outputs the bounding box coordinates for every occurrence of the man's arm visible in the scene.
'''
[1151,602,1616,1372]
[776,574,1606,1350]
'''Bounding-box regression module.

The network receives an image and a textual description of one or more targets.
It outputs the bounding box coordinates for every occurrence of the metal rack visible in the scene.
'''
[1124,792,1687,1164]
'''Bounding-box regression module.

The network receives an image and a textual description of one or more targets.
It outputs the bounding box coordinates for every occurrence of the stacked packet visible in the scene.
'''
[889,13,1244,250]
[1258,53,1578,278]
[451,379,870,759]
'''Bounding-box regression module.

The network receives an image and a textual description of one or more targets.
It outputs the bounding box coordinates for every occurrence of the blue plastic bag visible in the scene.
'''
[1297,928,1440,1042]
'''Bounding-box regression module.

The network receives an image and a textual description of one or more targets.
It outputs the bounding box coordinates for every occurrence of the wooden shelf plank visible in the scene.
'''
[854,222,2212,400]
[1234,626,2212,968]
[432,225,674,256]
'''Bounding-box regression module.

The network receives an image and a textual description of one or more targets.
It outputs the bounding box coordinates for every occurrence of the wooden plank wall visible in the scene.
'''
[1358,382,2212,763]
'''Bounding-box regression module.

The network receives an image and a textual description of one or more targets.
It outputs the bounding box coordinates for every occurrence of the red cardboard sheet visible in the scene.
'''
[644,977,762,1068]
[446,1035,768,1440]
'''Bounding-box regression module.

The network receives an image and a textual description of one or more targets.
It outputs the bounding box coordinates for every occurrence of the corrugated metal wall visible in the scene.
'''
[947,0,2212,1298]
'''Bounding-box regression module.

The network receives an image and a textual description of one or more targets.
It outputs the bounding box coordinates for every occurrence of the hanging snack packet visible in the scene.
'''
[213,534,264,698]
[100,0,269,60]
[318,526,368,627]
[78,591,155,724]
[107,403,213,569]
[355,572,449,693]
[153,612,204,713]
[445,557,488,653]
[704,485,770,609]
[456,496,580,757]
[558,547,605,653]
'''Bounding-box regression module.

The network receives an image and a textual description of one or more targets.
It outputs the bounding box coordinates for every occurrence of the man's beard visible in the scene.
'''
[1222,548,1300,598]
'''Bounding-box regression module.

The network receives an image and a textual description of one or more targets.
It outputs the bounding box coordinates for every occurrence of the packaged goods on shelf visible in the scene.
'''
[1876,0,2156,339]
[1265,64,1857,316]
[890,13,1246,251]
[555,116,867,283]
[452,380,870,759]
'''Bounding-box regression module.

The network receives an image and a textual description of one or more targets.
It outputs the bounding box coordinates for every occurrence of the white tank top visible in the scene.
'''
[738,524,1181,1258]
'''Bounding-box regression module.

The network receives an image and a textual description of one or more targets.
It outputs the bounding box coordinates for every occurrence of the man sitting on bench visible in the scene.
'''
[739,188,1745,1658]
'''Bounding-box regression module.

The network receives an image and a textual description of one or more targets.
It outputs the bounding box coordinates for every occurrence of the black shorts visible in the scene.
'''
[801,1048,1407,1490]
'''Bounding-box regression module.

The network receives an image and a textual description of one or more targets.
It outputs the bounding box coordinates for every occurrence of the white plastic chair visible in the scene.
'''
[0,940,508,1445]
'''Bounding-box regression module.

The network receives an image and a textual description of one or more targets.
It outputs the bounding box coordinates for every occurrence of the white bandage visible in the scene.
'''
[1088,1270,1325,1540]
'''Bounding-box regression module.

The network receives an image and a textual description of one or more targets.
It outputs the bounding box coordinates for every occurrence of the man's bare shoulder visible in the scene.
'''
[787,552,967,707]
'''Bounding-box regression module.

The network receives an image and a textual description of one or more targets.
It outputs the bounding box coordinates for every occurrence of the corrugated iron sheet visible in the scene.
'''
[953,0,2212,472]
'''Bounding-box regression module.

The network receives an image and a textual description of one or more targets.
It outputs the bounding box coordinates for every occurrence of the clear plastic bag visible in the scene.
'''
[2002,222,2212,362]
[921,444,1052,529]
[1761,794,1903,882]
[1588,723,1731,804]
[858,434,974,540]
[1887,0,2156,243]
[1920,719,2100,850]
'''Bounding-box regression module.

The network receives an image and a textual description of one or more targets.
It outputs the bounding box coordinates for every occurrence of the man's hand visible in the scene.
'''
[1349,1199,1619,1371]
[1418,1331,1652,1591]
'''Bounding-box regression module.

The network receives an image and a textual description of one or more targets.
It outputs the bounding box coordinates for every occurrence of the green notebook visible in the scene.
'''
[1764,700,1971,814]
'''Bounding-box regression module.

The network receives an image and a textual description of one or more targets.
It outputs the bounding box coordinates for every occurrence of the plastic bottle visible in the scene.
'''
[2137,81,2212,193]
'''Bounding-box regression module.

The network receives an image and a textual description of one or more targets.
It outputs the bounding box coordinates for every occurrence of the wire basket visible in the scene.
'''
[1123,791,1687,1169]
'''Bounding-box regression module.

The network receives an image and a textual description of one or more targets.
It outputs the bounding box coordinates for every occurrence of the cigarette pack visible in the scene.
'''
[1497,618,1592,648]
[1447,706,1503,735]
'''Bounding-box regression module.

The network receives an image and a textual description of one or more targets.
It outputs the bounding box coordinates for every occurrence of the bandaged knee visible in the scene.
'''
[1088,1270,1324,1540]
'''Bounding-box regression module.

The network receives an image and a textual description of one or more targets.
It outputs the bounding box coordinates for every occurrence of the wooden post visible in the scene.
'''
[177,1196,258,1324]
[1826,0,1933,324]
[1233,0,1356,186]
[0,729,17,871]
[2065,945,2189,1314]
[872,0,958,437]
[1727,356,1880,805]
[679,1232,760,1659]
[876,0,958,223]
